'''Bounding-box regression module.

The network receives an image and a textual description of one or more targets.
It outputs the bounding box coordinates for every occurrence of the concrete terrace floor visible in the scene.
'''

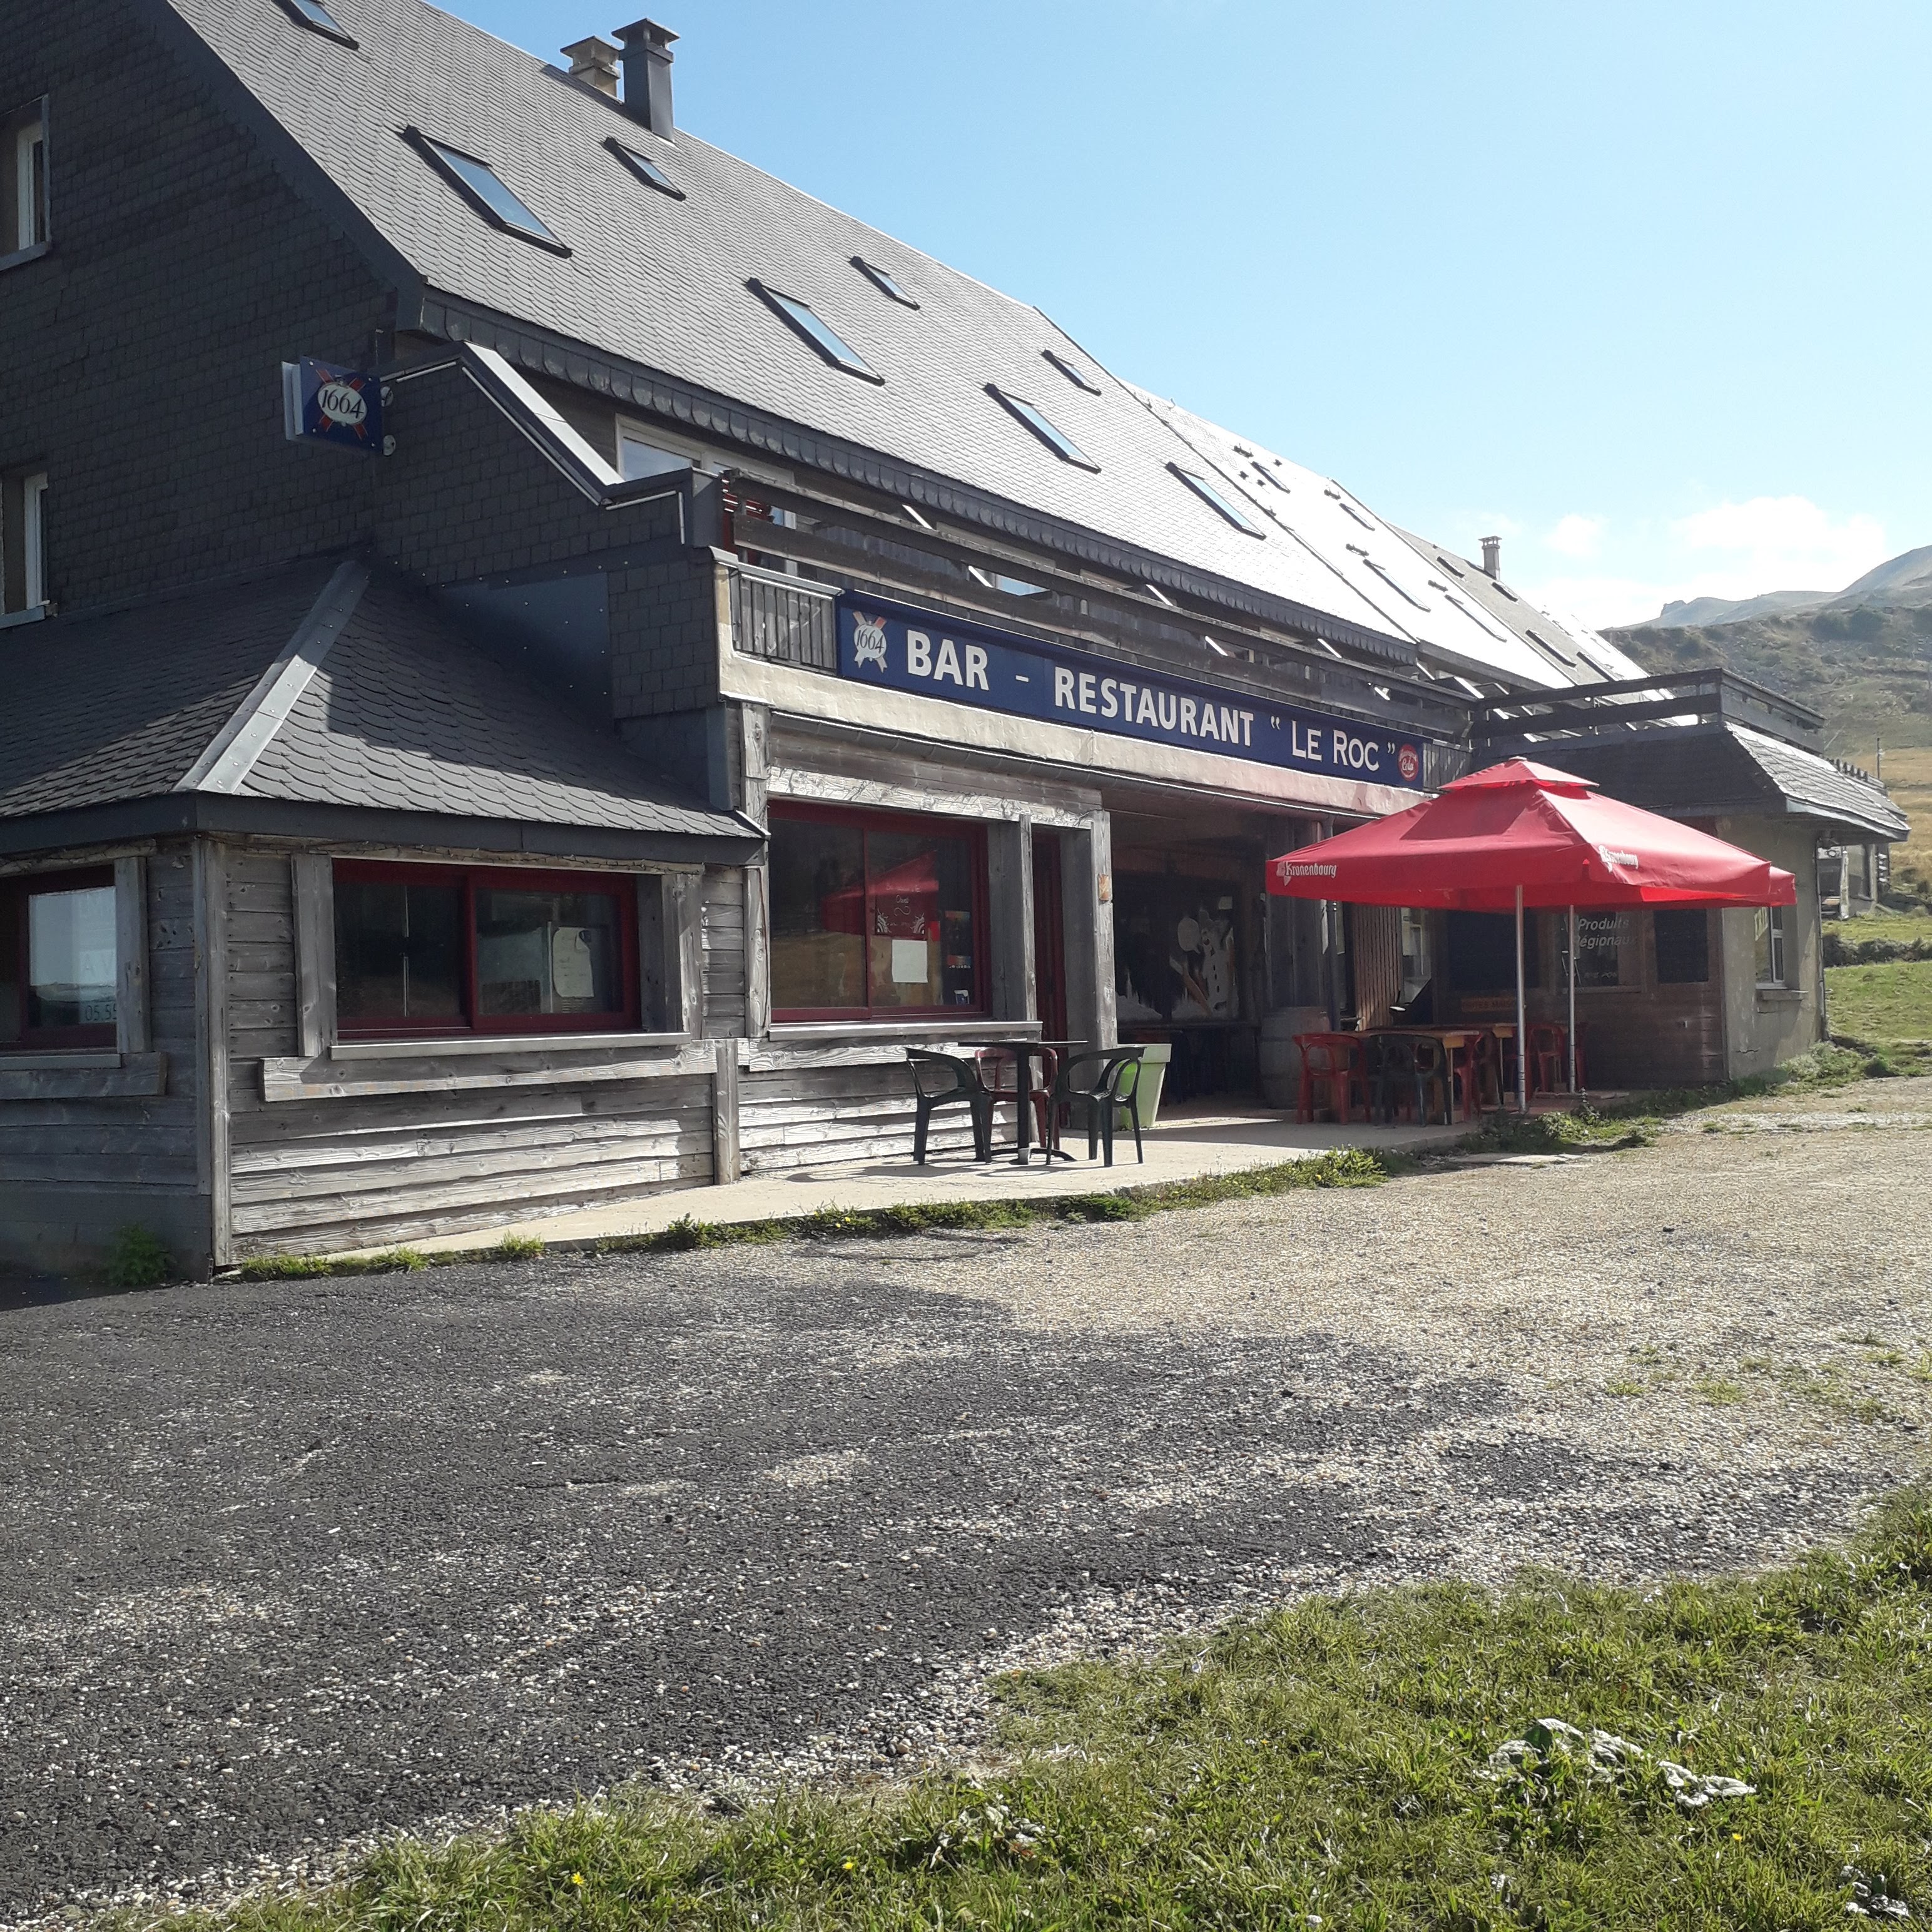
[353,1102,1468,1259]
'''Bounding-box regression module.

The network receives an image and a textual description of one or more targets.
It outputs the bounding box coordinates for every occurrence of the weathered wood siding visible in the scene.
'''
[702,865,748,1038]
[0,842,208,1271]
[739,1053,979,1174]
[224,850,716,1256]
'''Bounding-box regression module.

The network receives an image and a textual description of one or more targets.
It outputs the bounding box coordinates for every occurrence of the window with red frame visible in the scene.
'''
[0,867,118,1050]
[768,805,987,1021]
[332,862,640,1038]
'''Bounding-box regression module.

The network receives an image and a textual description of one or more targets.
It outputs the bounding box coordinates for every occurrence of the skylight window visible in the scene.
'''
[1142,582,1177,608]
[405,130,567,253]
[748,280,882,382]
[1169,464,1262,536]
[277,0,357,43]
[1042,348,1101,394]
[606,137,684,200]
[987,387,1098,470]
[853,257,918,307]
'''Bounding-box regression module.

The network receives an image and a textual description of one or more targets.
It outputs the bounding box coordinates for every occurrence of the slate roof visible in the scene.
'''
[1727,725,1910,841]
[1515,726,1909,843]
[240,571,742,836]
[0,561,751,846]
[0,562,339,820]
[158,0,1574,686]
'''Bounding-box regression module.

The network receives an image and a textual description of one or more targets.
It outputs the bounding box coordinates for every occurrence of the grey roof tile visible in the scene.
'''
[161,0,1433,657]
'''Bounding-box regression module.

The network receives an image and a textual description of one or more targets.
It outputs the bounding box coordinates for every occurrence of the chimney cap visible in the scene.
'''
[561,34,622,96]
[614,17,678,51]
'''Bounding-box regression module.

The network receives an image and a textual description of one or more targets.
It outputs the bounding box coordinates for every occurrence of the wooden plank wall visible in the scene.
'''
[739,1053,981,1174]
[703,865,748,1038]
[0,842,206,1269]
[223,850,717,1256]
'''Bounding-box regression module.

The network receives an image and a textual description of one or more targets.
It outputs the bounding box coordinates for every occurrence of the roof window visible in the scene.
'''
[987,387,1097,470]
[1142,582,1177,608]
[1435,552,1467,579]
[606,137,684,200]
[404,130,567,253]
[853,257,918,307]
[749,280,882,382]
[1170,464,1262,536]
[276,0,357,44]
[1042,348,1101,394]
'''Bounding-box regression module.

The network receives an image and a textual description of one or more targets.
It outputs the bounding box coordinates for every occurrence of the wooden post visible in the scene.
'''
[672,871,705,1038]
[193,841,233,1269]
[1567,904,1579,1095]
[292,853,335,1059]
[987,815,1035,1024]
[114,855,150,1055]
[711,1037,740,1184]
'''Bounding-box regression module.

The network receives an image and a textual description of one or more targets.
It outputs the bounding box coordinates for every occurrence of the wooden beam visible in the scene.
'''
[0,1053,168,1101]
[194,840,233,1268]
[260,1040,718,1103]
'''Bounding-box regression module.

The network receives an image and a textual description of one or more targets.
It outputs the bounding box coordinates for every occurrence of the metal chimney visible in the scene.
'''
[614,18,676,134]
[561,35,622,98]
[1480,535,1502,579]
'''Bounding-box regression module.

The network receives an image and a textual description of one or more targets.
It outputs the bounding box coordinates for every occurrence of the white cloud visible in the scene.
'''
[1669,495,1887,593]
[1545,514,1605,560]
[1520,496,1889,629]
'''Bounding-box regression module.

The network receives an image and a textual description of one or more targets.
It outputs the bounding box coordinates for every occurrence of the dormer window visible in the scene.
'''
[274,0,358,46]
[4,99,48,260]
[403,129,569,254]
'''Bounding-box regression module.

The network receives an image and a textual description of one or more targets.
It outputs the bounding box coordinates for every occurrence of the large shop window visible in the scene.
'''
[768,806,986,1021]
[0,868,117,1049]
[333,862,638,1039]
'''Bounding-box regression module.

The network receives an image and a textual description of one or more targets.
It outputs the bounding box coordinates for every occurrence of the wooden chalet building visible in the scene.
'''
[0,0,1906,1274]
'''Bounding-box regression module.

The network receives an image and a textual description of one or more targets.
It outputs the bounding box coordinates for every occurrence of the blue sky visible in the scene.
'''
[459,0,1931,628]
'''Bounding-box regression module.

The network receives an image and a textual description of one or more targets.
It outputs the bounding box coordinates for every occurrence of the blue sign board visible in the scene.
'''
[281,358,388,455]
[838,595,1428,789]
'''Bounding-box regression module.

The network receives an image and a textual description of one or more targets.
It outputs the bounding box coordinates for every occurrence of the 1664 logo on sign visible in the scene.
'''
[850,611,889,671]
[1397,743,1421,783]
[282,357,391,456]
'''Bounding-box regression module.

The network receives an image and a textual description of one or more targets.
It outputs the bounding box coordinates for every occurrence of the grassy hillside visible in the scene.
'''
[1878,745,1932,904]
[1609,602,1932,751]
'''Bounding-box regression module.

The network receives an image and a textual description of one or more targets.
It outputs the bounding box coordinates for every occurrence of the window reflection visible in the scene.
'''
[335,879,462,1024]
[477,889,623,1016]
[769,811,982,1018]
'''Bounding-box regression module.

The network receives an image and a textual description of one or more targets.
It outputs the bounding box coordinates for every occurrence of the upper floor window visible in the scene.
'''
[4,99,48,259]
[0,868,118,1051]
[3,468,48,616]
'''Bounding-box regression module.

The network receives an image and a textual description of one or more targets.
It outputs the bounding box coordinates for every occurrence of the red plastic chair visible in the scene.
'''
[1294,1034,1369,1124]
[1528,1022,1571,1096]
[977,1047,1056,1148]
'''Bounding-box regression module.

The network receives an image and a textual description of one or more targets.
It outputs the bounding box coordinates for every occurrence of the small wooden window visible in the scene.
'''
[332,860,640,1039]
[0,866,118,1050]
[768,804,989,1022]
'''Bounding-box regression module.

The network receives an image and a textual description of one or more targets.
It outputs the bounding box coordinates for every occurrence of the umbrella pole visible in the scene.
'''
[1567,905,1579,1097]
[1515,885,1527,1114]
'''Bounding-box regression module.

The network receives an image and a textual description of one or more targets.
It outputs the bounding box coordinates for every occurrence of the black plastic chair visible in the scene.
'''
[1046,1046,1147,1166]
[1370,1033,1449,1126]
[904,1049,994,1164]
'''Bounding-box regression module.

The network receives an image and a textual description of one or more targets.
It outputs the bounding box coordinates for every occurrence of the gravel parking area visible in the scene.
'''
[3,1077,1928,1923]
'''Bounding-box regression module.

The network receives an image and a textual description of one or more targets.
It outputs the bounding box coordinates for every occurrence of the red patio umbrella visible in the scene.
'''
[1267,758,1796,1107]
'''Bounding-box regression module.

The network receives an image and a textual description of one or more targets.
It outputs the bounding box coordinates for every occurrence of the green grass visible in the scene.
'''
[119,1492,1932,1932]
[1829,959,1932,1075]
[232,1147,1391,1281]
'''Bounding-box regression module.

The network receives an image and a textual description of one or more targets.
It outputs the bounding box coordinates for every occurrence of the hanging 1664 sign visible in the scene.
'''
[838,595,1428,788]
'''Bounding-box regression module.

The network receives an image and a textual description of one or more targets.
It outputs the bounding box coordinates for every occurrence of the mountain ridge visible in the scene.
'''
[1645,542,1932,630]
